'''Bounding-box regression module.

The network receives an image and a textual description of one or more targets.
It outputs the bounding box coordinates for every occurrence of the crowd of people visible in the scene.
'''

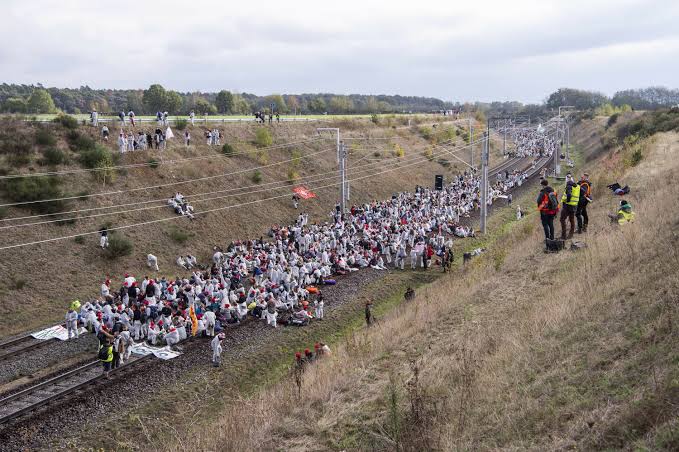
[509,127,559,158]
[54,131,551,375]
[114,127,174,153]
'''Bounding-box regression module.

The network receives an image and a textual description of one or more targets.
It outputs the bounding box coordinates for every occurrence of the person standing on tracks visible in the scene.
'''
[576,173,592,233]
[560,174,580,240]
[98,338,114,379]
[65,306,79,340]
[537,179,559,241]
[211,332,225,367]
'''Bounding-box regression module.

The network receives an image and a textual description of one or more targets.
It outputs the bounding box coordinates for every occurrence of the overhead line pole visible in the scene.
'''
[316,127,346,213]
[480,131,489,235]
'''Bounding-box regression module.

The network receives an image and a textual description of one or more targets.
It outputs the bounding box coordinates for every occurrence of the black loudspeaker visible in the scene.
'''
[434,175,443,191]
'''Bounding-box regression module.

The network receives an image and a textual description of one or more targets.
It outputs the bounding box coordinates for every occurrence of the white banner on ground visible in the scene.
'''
[129,343,182,360]
[31,325,87,341]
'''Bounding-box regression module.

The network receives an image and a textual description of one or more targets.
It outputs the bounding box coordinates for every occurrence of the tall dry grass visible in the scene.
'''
[171,132,679,452]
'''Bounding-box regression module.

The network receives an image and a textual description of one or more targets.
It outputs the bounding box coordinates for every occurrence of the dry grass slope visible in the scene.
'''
[178,128,679,451]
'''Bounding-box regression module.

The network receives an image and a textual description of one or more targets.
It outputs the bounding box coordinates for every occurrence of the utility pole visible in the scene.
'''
[339,141,348,212]
[502,122,507,156]
[480,131,489,234]
[469,117,474,168]
[551,123,560,176]
[316,127,345,211]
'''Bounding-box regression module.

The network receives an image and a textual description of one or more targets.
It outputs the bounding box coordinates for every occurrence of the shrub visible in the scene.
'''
[629,148,643,166]
[35,128,56,146]
[393,144,405,158]
[0,132,32,156]
[0,207,7,219]
[606,113,619,129]
[174,118,188,130]
[1,177,68,214]
[255,149,269,164]
[222,143,235,156]
[423,147,434,161]
[169,227,191,244]
[105,234,133,259]
[287,168,300,183]
[94,151,116,183]
[79,144,111,168]
[148,158,160,169]
[10,278,26,290]
[373,151,382,158]
[370,114,380,125]
[53,114,79,130]
[42,147,66,166]
[255,128,273,147]
[74,235,85,244]
[437,158,451,168]
[418,126,434,141]
[290,149,302,167]
[252,170,262,183]
[69,133,96,152]
[76,190,90,201]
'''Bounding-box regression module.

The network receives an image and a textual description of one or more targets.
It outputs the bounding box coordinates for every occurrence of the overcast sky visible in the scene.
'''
[2,0,678,103]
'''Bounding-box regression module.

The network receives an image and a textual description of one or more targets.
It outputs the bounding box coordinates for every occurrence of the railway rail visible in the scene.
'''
[0,354,153,425]
[0,334,54,363]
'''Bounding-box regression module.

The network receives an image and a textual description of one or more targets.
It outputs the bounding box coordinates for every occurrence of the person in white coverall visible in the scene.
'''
[147,254,159,271]
[204,310,216,337]
[65,308,79,339]
[211,333,225,367]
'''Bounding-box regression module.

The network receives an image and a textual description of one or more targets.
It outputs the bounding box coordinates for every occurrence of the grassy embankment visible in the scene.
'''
[172,117,679,451]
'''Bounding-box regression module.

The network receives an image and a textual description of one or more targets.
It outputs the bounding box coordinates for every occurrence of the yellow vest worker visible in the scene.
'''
[561,183,580,206]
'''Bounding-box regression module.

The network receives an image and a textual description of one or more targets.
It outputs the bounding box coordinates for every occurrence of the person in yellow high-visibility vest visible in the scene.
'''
[560,174,580,240]
[609,199,636,225]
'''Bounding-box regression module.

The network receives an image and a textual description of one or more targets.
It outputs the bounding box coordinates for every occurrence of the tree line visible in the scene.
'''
[0,84,455,116]
[1,83,676,116]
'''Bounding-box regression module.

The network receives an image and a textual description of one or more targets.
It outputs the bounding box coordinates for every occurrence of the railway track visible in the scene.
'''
[0,335,54,363]
[0,354,153,425]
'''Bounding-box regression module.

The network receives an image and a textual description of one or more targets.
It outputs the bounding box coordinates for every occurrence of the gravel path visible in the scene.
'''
[0,269,386,451]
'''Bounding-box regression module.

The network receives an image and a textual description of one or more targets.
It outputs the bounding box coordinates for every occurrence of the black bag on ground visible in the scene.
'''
[545,239,565,252]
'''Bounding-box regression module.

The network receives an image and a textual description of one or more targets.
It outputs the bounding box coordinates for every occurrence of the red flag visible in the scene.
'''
[292,186,317,199]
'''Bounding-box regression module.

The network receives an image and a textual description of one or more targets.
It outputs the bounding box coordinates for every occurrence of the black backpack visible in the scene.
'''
[98,345,110,360]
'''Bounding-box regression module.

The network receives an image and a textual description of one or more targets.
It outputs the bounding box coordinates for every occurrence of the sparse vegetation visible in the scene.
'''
[0,176,68,214]
[168,226,191,244]
[148,158,160,169]
[251,170,262,183]
[222,143,235,156]
[35,128,57,146]
[53,114,79,130]
[255,128,273,148]
[41,147,66,166]
[370,113,379,124]
[104,233,133,259]
[174,118,188,130]
[392,143,405,157]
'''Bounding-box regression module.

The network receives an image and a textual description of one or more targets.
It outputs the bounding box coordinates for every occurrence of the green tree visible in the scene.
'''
[27,89,56,113]
[308,97,326,113]
[165,91,183,113]
[194,98,214,115]
[264,94,287,113]
[287,95,300,114]
[142,84,168,112]
[215,90,234,114]
[126,91,144,114]
[2,97,27,113]
[329,96,354,113]
[232,95,251,114]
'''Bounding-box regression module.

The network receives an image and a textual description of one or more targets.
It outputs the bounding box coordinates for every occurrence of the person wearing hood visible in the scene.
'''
[609,199,636,225]
[65,306,79,340]
[211,333,225,367]
[537,179,559,240]
[560,174,580,240]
